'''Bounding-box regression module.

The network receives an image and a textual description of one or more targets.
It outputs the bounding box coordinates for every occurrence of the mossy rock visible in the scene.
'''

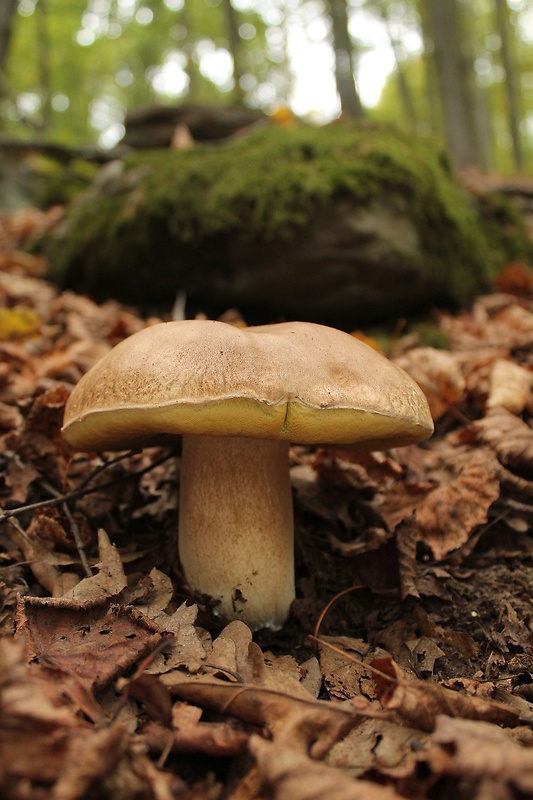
[46,122,493,325]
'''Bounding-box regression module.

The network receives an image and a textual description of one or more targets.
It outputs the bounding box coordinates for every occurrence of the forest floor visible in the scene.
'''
[1,206,533,800]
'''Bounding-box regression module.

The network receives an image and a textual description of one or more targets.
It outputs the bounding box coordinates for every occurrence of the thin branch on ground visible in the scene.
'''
[0,449,175,524]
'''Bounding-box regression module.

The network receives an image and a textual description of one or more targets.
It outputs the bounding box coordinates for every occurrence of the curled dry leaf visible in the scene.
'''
[394,347,465,421]
[472,407,533,474]
[371,656,521,732]
[15,593,174,692]
[414,446,500,560]
[166,677,359,758]
[65,528,127,601]
[395,515,419,599]
[327,715,424,780]
[486,358,533,413]
[426,715,533,794]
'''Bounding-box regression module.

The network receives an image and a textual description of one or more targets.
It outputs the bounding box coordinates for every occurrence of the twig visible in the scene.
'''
[0,450,175,524]
[313,584,364,643]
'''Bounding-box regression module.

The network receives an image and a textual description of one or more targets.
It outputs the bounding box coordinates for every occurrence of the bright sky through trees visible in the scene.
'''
[2,0,532,170]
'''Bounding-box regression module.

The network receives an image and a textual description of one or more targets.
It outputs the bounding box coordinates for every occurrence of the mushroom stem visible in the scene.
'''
[179,434,294,630]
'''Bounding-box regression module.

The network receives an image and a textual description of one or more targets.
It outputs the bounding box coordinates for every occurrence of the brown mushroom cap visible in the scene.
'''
[62,319,434,450]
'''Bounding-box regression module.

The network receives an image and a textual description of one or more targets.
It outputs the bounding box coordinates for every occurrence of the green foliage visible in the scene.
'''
[4,0,270,145]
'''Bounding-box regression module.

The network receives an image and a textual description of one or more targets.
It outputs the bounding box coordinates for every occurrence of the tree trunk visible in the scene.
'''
[379,5,417,127]
[180,3,200,102]
[326,0,364,118]
[494,0,523,171]
[0,0,17,101]
[424,0,478,167]
[221,0,245,102]
[35,0,52,131]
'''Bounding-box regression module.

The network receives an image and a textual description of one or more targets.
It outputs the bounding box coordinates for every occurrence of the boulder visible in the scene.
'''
[47,122,493,326]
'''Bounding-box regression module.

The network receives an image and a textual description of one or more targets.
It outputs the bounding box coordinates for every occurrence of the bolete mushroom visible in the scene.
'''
[62,320,433,630]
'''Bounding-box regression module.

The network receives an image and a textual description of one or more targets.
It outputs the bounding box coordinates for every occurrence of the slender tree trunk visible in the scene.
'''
[221,0,245,102]
[180,3,200,101]
[275,0,295,107]
[424,0,478,167]
[379,6,417,127]
[415,0,443,134]
[326,0,364,118]
[35,0,52,130]
[494,0,523,171]
[0,0,17,102]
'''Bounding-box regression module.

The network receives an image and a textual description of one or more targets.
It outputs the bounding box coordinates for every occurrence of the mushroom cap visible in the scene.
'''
[62,320,434,451]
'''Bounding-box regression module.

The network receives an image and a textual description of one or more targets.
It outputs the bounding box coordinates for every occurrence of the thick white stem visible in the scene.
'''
[178,435,294,630]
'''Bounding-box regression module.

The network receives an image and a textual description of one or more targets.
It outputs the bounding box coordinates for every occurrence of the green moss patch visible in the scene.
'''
[47,121,494,315]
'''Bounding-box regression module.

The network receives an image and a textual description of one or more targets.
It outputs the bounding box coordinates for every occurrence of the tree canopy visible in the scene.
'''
[1,0,532,171]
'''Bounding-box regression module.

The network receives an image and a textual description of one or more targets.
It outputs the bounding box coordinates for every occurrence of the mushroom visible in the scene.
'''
[62,320,433,630]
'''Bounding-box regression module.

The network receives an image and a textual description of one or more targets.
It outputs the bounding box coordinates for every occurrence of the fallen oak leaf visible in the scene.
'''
[64,528,127,602]
[164,676,360,758]
[371,656,523,732]
[413,446,500,560]
[15,594,174,693]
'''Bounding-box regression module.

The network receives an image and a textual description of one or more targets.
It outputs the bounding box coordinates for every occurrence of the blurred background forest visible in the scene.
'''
[0,0,531,173]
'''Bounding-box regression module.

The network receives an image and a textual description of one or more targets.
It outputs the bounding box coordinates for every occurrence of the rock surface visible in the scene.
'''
[47,122,494,326]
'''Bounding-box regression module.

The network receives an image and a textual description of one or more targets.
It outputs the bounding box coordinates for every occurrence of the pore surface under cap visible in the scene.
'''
[62,320,434,451]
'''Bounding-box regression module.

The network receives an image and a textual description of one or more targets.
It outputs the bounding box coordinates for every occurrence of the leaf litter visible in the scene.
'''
[1,209,533,798]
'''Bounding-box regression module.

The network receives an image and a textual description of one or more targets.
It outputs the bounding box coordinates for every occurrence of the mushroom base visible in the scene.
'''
[179,434,294,630]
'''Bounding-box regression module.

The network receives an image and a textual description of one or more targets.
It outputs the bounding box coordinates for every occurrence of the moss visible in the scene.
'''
[47,121,492,310]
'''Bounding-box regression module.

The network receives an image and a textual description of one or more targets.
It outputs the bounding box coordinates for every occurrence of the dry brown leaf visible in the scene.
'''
[146,601,208,675]
[414,446,500,560]
[65,528,127,601]
[166,677,359,758]
[49,723,131,800]
[395,515,419,599]
[412,604,479,659]
[0,639,83,789]
[15,594,173,692]
[486,358,533,413]
[394,347,465,420]
[6,517,78,597]
[318,635,372,701]
[473,406,533,473]
[250,735,402,800]
[208,620,257,682]
[4,454,40,504]
[372,656,521,731]
[327,716,424,778]
[426,715,533,793]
